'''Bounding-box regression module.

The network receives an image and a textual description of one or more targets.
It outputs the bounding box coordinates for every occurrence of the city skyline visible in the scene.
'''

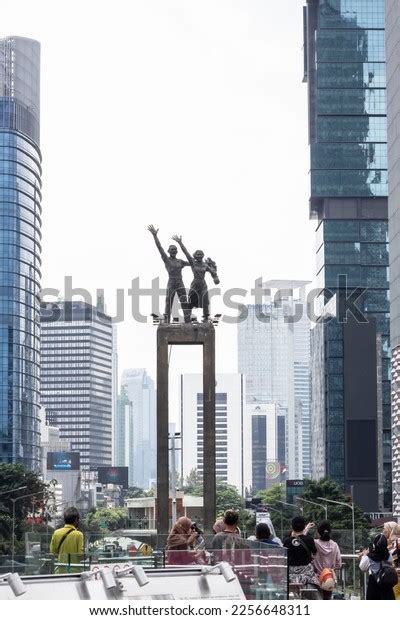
[0,1,396,514]
[1,0,314,380]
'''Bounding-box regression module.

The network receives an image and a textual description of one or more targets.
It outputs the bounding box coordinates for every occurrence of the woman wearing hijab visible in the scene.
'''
[213,519,226,534]
[165,517,200,565]
[383,521,400,554]
[359,534,395,600]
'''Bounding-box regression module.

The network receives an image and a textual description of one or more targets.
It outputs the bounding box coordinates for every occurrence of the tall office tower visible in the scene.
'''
[121,369,156,489]
[243,403,287,493]
[304,0,390,511]
[237,281,311,479]
[180,373,245,494]
[386,0,400,518]
[0,37,42,470]
[114,386,134,485]
[40,301,113,470]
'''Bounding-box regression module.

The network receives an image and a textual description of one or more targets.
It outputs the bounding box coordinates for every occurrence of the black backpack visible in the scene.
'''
[373,561,398,589]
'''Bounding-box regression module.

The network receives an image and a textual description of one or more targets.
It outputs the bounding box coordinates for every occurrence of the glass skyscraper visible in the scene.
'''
[114,386,134,486]
[121,368,156,489]
[386,0,400,519]
[304,0,391,511]
[0,37,42,470]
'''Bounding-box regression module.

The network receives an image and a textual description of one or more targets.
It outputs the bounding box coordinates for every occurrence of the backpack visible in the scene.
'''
[319,567,336,591]
[373,561,398,589]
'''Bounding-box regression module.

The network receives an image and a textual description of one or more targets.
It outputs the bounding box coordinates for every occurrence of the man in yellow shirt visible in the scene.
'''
[50,507,84,573]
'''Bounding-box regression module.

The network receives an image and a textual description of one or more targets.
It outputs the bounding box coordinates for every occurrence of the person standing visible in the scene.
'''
[255,523,282,547]
[212,510,248,549]
[50,507,84,573]
[283,516,319,588]
[359,534,395,600]
[165,516,200,565]
[312,520,342,600]
[383,521,400,556]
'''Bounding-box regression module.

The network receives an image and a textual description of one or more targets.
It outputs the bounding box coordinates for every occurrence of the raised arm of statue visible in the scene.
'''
[172,235,193,267]
[148,224,168,263]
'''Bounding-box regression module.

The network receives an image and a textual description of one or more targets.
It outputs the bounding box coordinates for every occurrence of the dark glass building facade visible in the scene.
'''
[0,37,42,470]
[304,0,391,510]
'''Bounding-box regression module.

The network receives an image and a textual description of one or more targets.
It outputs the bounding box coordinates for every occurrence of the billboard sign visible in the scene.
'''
[286,479,304,488]
[286,479,304,503]
[97,467,129,488]
[47,451,80,471]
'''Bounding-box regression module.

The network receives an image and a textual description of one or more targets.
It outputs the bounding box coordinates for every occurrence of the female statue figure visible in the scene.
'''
[172,235,220,321]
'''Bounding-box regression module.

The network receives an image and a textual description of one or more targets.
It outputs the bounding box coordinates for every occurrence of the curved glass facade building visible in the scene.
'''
[0,37,42,470]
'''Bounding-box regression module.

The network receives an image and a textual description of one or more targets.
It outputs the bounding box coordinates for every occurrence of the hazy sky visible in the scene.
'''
[2,0,316,400]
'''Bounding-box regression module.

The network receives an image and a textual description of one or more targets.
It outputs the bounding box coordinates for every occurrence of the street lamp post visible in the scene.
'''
[169,432,181,526]
[276,500,304,515]
[0,486,27,497]
[264,505,284,540]
[296,497,328,519]
[317,496,356,591]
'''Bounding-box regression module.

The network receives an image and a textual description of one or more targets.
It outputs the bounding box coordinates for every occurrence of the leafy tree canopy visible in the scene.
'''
[125,487,145,499]
[84,507,128,533]
[0,464,51,549]
[301,478,370,530]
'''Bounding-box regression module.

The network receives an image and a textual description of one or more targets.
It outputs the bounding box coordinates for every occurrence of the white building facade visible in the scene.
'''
[180,373,245,494]
[238,281,311,480]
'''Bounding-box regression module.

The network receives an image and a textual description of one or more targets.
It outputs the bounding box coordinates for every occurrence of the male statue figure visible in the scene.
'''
[148,225,191,323]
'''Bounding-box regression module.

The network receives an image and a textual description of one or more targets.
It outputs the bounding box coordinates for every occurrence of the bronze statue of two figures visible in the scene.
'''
[148,225,220,323]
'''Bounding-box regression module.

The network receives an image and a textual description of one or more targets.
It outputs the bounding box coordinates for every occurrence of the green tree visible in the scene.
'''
[256,483,284,506]
[124,487,145,499]
[182,470,253,529]
[215,482,244,515]
[301,479,370,530]
[84,507,128,534]
[255,483,293,536]
[0,464,51,553]
[252,479,370,543]
[182,469,203,495]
